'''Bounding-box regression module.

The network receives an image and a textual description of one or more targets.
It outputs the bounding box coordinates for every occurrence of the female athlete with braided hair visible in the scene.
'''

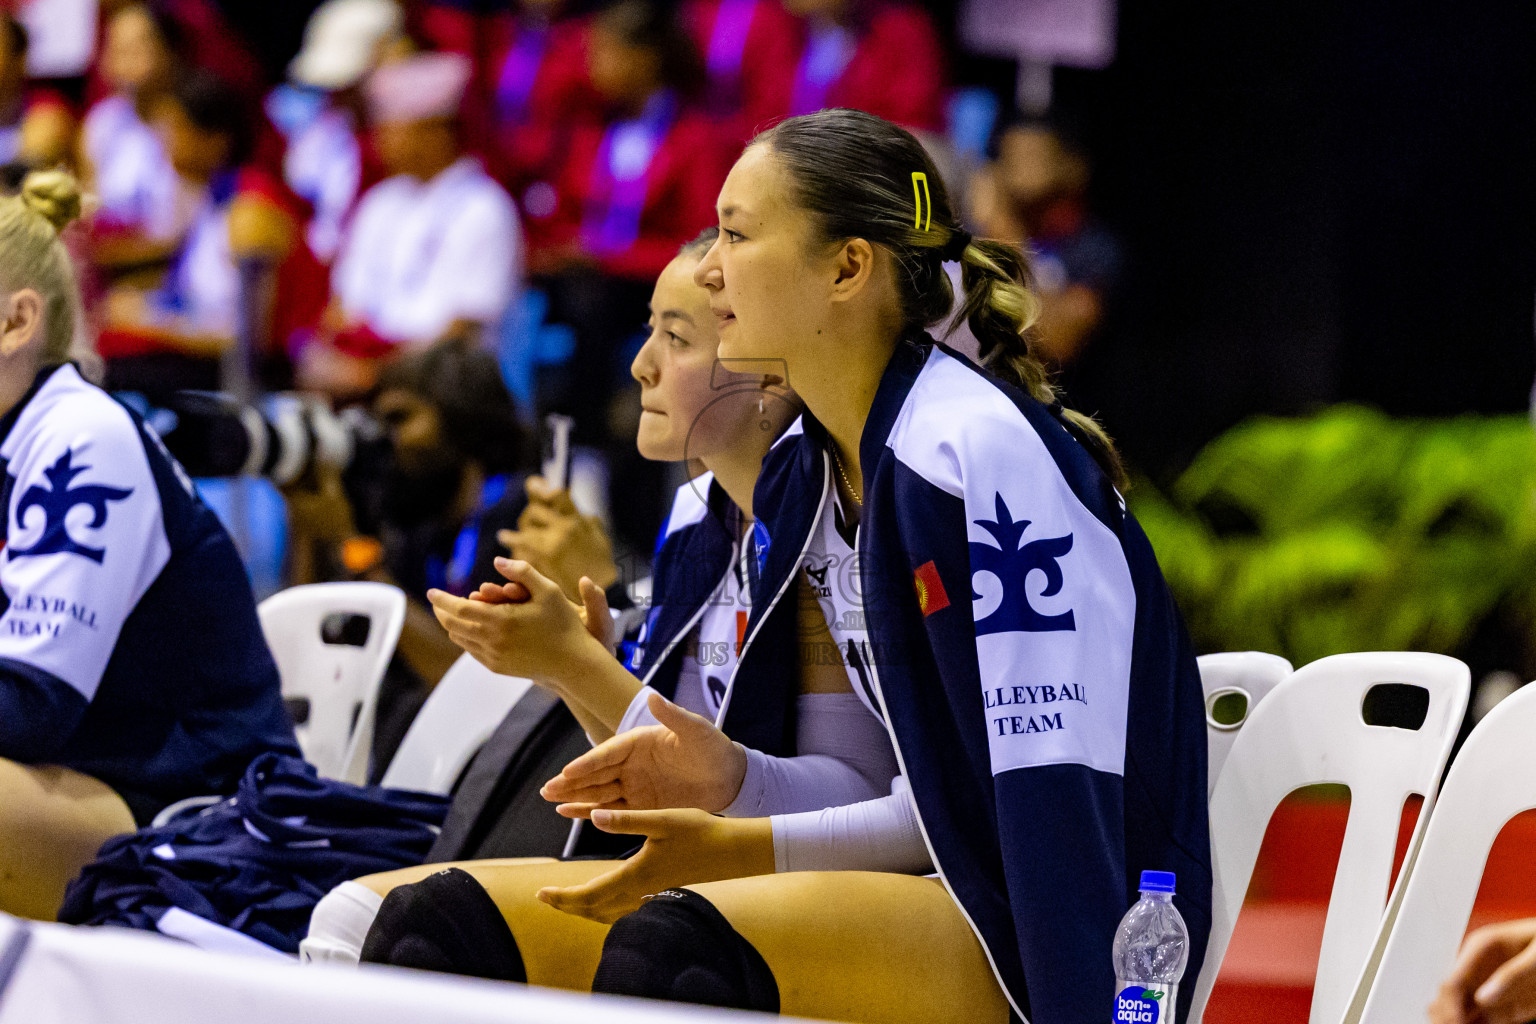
[358,110,1209,1024]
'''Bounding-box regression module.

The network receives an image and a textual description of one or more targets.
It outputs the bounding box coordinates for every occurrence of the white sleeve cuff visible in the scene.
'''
[616,686,663,735]
[722,744,769,817]
[769,777,933,875]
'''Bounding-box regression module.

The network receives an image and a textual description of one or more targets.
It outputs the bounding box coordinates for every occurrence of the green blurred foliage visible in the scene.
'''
[1129,407,1536,666]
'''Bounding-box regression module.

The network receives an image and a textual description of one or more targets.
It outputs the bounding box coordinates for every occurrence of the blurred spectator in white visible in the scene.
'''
[280,0,402,264]
[80,3,189,263]
[970,118,1122,369]
[301,51,521,399]
[99,70,327,396]
[0,15,75,171]
[14,0,98,80]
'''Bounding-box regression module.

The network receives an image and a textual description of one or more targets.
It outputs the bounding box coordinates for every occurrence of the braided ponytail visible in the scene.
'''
[953,236,1126,489]
[756,108,1126,490]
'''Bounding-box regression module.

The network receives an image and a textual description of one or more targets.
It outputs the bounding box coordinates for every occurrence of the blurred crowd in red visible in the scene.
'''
[0,0,1120,553]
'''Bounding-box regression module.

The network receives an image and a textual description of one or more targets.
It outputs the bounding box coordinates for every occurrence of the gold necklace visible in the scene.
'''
[829,445,862,506]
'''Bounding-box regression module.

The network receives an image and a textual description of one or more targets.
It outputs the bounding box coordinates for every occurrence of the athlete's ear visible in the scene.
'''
[0,288,42,357]
[828,238,876,304]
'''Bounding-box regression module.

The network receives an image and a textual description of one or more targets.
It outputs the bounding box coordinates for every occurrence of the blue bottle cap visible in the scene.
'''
[1139,870,1176,894]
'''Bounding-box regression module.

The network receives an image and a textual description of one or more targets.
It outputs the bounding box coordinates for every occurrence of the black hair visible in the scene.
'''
[135,3,189,64]
[375,343,530,475]
[678,225,718,257]
[169,68,255,168]
[595,0,705,100]
[753,108,1124,488]
[1,15,27,60]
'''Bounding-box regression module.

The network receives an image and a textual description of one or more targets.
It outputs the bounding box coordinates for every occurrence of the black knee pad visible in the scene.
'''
[591,888,779,1013]
[359,867,526,983]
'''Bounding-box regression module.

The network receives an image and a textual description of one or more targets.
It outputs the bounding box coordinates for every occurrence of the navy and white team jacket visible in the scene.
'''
[624,471,797,759]
[567,470,801,859]
[0,364,298,823]
[753,338,1212,1024]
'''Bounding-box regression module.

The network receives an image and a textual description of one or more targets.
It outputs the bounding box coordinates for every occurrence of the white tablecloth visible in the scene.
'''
[0,915,809,1024]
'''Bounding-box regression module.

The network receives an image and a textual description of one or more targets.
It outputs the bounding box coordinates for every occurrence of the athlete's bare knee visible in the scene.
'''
[351,857,560,898]
[0,759,133,920]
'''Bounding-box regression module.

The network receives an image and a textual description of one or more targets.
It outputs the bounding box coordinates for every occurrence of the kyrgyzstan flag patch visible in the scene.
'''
[913,560,950,617]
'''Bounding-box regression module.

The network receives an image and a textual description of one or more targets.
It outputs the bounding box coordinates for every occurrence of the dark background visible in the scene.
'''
[227,0,1536,477]
[1054,0,1536,475]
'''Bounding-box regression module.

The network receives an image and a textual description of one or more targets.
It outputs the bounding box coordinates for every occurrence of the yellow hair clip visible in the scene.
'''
[911,172,932,231]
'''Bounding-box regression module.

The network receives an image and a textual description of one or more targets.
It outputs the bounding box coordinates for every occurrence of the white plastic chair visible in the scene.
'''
[378,654,533,794]
[1354,679,1536,1023]
[259,582,407,784]
[303,659,532,965]
[1189,652,1470,1024]
[1197,651,1293,796]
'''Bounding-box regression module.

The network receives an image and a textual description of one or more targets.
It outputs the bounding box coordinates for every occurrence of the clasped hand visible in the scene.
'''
[426,557,612,679]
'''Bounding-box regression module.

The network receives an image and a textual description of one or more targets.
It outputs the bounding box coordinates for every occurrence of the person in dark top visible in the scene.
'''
[0,169,298,919]
[283,342,532,770]
[969,119,1124,369]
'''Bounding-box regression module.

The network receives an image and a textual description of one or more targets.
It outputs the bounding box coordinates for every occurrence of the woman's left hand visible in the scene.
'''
[536,808,773,924]
[428,557,599,681]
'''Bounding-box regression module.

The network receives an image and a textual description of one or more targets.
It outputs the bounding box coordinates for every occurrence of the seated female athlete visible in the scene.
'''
[0,171,298,919]
[547,108,1215,1024]
[368,111,1212,1024]
[311,228,909,970]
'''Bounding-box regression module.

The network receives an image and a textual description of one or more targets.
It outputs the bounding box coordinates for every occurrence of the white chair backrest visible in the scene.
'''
[1189,652,1469,1024]
[1354,679,1536,1024]
[1197,651,1293,796]
[258,583,406,784]
[379,654,533,794]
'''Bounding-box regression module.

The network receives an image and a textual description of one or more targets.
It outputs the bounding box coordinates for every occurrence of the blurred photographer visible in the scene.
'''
[284,343,531,765]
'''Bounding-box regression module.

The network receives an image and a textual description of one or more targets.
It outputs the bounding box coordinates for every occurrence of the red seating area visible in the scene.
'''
[1207,793,1536,1022]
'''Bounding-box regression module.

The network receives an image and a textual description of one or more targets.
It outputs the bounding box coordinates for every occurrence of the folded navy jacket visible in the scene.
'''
[60,753,449,953]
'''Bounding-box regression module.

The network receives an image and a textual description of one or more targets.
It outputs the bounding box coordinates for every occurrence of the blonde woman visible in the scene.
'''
[0,171,297,919]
